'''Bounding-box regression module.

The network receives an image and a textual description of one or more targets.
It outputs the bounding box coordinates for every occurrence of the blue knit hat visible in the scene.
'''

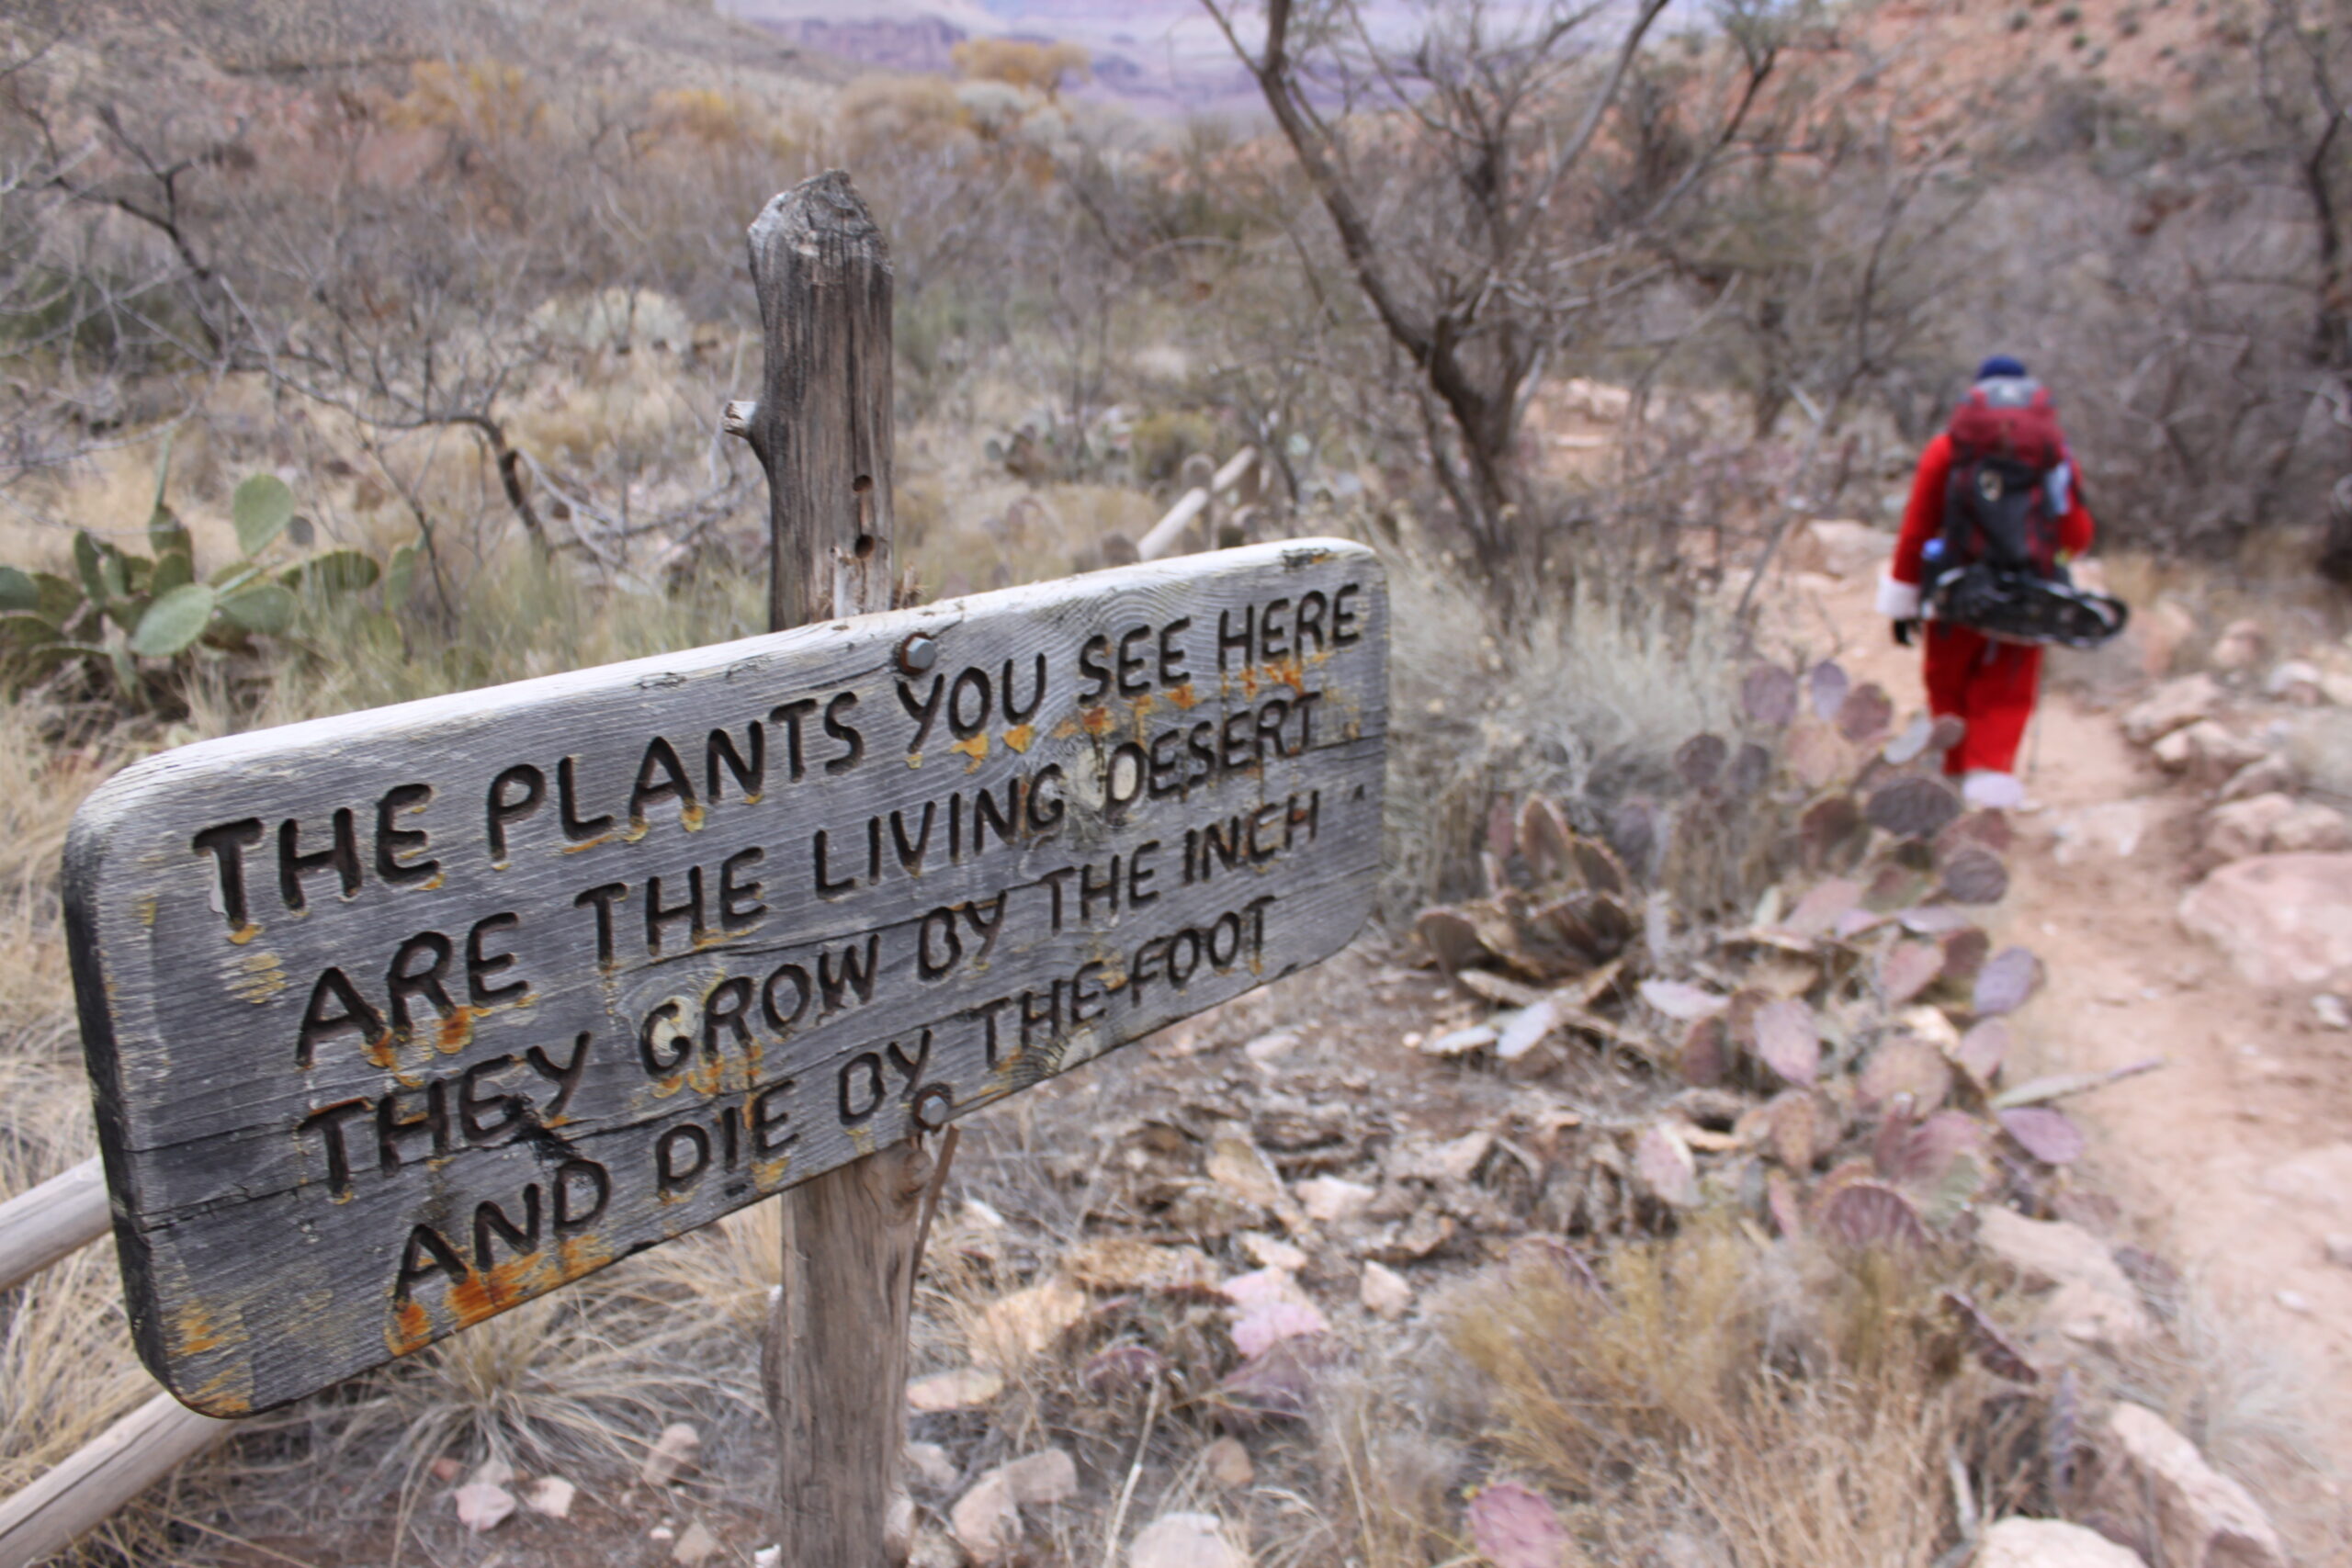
[1976,354,2029,381]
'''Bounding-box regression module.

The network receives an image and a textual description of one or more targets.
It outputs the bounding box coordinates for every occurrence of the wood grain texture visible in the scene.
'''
[745,171,895,628]
[750,167,918,1568]
[0,1389,240,1568]
[0,1156,108,1293]
[63,538,1387,1415]
[764,1137,929,1564]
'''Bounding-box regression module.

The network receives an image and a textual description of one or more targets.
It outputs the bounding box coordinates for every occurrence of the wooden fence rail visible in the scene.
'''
[0,1159,108,1293]
[0,1161,243,1568]
[1137,446,1267,561]
[0,1394,238,1568]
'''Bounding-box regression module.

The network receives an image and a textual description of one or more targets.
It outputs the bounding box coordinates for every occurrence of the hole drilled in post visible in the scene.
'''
[852,475,876,557]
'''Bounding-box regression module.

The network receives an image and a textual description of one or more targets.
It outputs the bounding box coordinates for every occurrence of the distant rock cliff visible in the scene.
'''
[751,15,969,75]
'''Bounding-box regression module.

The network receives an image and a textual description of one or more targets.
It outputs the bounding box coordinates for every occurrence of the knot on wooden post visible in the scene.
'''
[743,170,896,632]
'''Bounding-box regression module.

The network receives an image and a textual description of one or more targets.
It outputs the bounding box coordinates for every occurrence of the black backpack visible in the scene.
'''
[1925,378,2128,648]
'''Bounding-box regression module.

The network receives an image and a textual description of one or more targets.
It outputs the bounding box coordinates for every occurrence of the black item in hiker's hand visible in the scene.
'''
[1926,560,2130,648]
[1894,619,1917,647]
[1925,376,2129,649]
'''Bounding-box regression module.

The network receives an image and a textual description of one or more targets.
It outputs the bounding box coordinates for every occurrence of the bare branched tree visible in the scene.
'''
[1655,28,1983,444]
[0,29,232,505]
[1200,0,1781,584]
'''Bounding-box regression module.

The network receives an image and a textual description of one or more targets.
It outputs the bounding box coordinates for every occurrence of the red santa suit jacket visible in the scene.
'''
[1876,433,2096,618]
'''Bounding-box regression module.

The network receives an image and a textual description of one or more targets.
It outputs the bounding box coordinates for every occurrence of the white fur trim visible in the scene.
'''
[1962,771,2025,809]
[1875,571,1921,619]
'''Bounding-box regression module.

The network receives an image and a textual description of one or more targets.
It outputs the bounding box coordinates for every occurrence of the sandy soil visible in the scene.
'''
[1784,564,2352,1486]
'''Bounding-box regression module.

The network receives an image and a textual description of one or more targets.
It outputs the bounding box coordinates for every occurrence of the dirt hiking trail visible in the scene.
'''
[1789,562,2352,1484]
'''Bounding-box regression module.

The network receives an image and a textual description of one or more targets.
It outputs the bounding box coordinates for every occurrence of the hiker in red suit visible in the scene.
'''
[1877,355,2097,809]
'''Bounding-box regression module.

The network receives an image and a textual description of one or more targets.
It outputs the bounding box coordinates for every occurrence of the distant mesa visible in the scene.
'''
[753,16,972,76]
[722,2,1267,117]
[1092,54,1146,88]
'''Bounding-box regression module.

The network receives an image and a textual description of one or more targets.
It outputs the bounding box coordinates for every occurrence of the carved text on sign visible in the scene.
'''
[65,540,1387,1415]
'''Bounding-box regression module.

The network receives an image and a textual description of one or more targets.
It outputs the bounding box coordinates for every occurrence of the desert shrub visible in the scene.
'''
[1380,536,1745,918]
[836,74,970,162]
[952,39,1091,101]
[1447,1225,1972,1564]
[385,60,546,142]
[1128,410,1219,484]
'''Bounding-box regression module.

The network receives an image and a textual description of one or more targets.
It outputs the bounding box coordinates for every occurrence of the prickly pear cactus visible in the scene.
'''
[0,450,401,705]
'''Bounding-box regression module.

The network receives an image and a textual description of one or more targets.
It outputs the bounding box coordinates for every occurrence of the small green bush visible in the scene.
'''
[1127,409,1217,484]
[0,445,404,706]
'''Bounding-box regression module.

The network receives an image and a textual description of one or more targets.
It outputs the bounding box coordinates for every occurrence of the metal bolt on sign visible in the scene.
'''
[897,632,940,675]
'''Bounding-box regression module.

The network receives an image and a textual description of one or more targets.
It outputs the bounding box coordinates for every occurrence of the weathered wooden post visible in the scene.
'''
[737,170,929,1567]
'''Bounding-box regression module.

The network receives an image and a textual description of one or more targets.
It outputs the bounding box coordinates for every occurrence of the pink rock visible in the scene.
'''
[639,1423,701,1486]
[1001,1448,1079,1506]
[1974,1209,2152,1348]
[950,1470,1022,1564]
[1359,1260,1412,1321]
[523,1475,577,1518]
[1976,1517,2148,1567]
[2209,618,2267,673]
[2216,753,2295,803]
[2272,802,2348,853]
[2202,794,2294,861]
[453,1482,515,1534]
[1231,1299,1329,1359]
[1128,1511,1245,1568]
[2178,852,2352,987]
[1295,1176,1376,1225]
[2121,675,2222,745]
[1204,1436,1253,1490]
[2154,722,2266,784]
[2266,660,2324,704]
[2094,1404,2286,1568]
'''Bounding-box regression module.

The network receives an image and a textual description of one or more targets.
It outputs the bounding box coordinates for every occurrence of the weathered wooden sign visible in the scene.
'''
[63,539,1386,1416]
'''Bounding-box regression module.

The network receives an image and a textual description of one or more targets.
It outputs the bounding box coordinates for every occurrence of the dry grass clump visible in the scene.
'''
[0,558,768,1553]
[0,697,155,1504]
[1381,535,1748,914]
[0,706,135,1568]
[906,478,1166,597]
[0,699,120,1047]
[0,1083,149,1495]
[311,1280,741,1485]
[261,551,762,721]
[633,1202,784,1334]
[1444,1225,1975,1566]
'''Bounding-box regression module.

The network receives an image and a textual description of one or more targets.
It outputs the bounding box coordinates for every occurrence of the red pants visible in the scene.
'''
[1923,624,2041,775]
